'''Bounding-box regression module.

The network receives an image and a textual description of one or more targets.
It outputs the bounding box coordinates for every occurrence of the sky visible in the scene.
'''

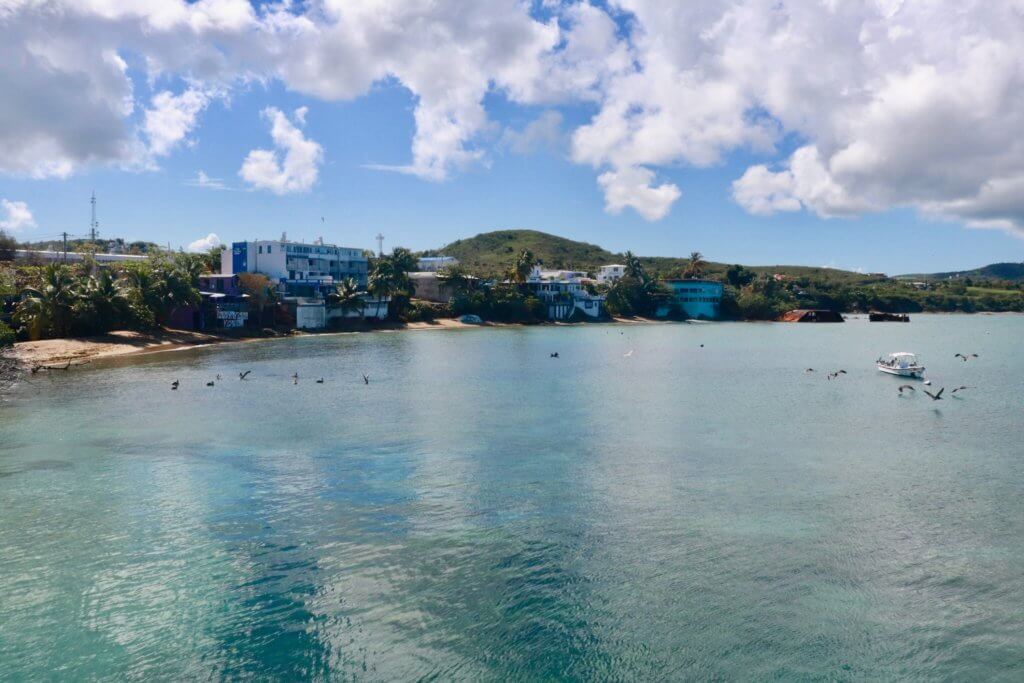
[1,1,1023,275]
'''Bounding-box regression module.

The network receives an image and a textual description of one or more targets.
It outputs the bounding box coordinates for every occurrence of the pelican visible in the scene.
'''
[171,380,179,390]
[316,378,324,384]
[362,374,370,385]
[951,385,971,394]
[923,387,945,401]
[216,374,222,380]
[550,352,559,358]
[805,368,815,373]
[897,384,915,394]
[206,381,215,387]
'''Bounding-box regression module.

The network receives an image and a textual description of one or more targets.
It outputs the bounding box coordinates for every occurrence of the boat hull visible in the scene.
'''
[877,364,925,378]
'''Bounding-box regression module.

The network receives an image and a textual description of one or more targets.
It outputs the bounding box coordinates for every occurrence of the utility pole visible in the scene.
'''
[89,191,99,243]
[375,233,385,257]
[62,232,68,264]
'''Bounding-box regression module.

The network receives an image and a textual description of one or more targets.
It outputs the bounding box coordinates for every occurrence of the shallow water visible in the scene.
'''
[2,315,1023,679]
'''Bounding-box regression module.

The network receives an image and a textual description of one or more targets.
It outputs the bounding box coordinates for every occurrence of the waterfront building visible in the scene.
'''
[221,234,369,292]
[524,266,605,320]
[597,264,627,284]
[656,279,724,319]
[416,256,458,271]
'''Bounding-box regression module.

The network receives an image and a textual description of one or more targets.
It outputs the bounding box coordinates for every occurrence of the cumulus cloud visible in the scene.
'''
[144,88,213,158]
[0,199,36,232]
[239,107,323,194]
[4,0,1024,232]
[597,166,680,221]
[187,232,222,253]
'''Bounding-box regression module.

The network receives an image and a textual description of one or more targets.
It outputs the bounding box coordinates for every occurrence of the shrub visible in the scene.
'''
[0,321,15,347]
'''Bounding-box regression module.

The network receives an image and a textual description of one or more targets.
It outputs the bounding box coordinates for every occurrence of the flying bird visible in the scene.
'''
[239,370,251,380]
[954,353,979,362]
[951,385,972,394]
[923,387,945,401]
[898,384,915,394]
[624,350,634,357]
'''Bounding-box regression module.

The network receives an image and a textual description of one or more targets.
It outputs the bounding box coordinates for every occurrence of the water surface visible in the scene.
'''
[2,315,1023,679]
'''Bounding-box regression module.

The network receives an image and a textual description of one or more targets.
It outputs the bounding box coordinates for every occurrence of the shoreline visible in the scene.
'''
[4,310,1018,377]
[1,316,668,374]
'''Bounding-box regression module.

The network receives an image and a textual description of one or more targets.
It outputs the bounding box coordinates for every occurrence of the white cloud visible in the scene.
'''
[502,111,564,155]
[239,107,323,194]
[0,198,36,233]
[187,232,222,253]
[0,199,36,232]
[187,170,229,190]
[144,88,212,158]
[3,0,1024,233]
[597,166,680,221]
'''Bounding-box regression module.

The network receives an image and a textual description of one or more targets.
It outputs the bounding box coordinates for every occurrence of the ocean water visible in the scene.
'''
[1,315,1023,680]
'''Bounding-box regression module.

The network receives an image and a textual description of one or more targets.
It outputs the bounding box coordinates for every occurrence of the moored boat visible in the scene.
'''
[876,352,925,378]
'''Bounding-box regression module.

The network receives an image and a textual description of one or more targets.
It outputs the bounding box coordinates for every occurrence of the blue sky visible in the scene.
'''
[2,1,1023,275]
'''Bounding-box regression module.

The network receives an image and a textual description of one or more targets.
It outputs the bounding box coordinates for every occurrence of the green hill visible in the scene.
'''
[428,229,874,283]
[899,262,1024,282]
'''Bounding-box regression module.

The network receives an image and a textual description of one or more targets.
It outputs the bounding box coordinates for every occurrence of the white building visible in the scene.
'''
[222,234,369,289]
[416,255,458,271]
[524,265,605,320]
[597,264,627,284]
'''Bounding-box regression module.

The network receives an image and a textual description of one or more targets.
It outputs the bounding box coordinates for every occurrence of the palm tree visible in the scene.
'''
[15,264,77,339]
[328,277,364,317]
[79,268,129,333]
[683,251,706,279]
[510,249,535,284]
[623,251,646,281]
[436,265,472,295]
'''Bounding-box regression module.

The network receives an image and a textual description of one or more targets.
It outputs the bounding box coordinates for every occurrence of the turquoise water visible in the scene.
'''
[2,315,1023,680]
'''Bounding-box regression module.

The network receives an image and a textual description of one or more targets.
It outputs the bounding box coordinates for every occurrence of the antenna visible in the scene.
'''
[375,232,385,257]
[90,191,99,242]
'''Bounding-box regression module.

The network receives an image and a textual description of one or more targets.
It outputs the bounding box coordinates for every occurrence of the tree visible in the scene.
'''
[726,264,755,288]
[436,265,473,296]
[327,277,363,316]
[368,250,416,319]
[623,251,645,281]
[238,272,275,326]
[509,249,535,284]
[14,264,78,339]
[683,251,706,279]
[76,267,131,334]
[0,229,17,262]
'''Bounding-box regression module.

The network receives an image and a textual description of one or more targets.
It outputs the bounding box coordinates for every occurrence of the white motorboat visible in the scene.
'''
[876,352,925,378]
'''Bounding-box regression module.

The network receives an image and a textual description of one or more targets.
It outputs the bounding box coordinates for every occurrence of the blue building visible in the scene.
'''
[657,279,724,319]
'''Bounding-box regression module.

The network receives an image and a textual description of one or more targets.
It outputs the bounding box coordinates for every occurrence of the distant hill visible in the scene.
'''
[899,262,1024,282]
[428,229,874,283]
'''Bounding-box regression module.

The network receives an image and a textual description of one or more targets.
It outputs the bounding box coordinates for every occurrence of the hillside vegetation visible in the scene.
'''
[900,262,1024,282]
[430,229,874,283]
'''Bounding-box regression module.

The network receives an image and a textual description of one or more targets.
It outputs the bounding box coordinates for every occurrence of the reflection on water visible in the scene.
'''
[1,315,1023,678]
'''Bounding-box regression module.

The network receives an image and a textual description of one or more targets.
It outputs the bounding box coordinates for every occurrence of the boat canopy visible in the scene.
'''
[882,352,921,367]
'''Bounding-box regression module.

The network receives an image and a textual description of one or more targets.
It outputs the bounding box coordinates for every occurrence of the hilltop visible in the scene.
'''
[428,229,875,283]
[899,262,1024,282]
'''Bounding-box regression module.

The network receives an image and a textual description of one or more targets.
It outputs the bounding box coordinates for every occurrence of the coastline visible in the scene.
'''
[1,316,668,374]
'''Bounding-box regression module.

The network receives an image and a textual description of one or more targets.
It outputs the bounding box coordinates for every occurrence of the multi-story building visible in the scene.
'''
[656,279,724,319]
[524,266,605,320]
[221,234,369,291]
[597,264,627,284]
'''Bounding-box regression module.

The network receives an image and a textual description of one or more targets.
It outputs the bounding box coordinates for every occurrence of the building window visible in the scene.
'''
[258,245,263,254]
[267,245,272,254]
